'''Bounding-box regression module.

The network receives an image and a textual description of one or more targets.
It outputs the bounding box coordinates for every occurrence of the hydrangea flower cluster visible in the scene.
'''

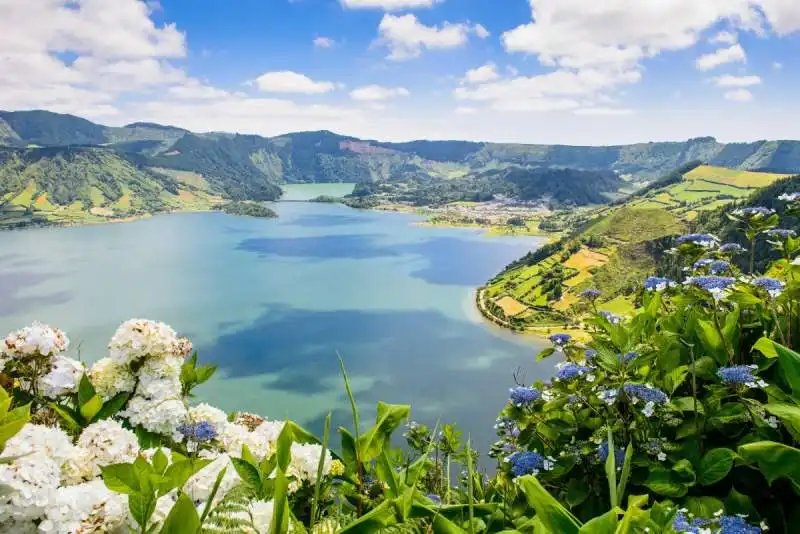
[596,387,618,406]
[554,362,591,382]
[597,442,626,468]
[548,333,571,347]
[506,451,555,477]
[709,260,731,275]
[692,258,713,270]
[763,228,796,240]
[672,510,763,534]
[779,192,800,202]
[685,276,736,300]
[752,277,785,298]
[676,234,719,247]
[509,386,541,407]
[717,365,768,389]
[621,351,638,364]
[579,289,601,299]
[599,310,622,324]
[178,421,218,443]
[732,207,775,218]
[644,276,674,292]
[623,384,668,417]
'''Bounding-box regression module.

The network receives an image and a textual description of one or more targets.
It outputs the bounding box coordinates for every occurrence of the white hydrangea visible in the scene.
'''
[108,319,179,365]
[121,397,188,442]
[184,453,240,505]
[288,443,332,489]
[87,357,136,401]
[1,322,69,360]
[139,353,184,380]
[0,519,37,533]
[249,500,278,533]
[0,454,61,522]
[38,479,127,534]
[2,424,74,467]
[218,419,285,460]
[189,403,228,431]
[251,420,285,455]
[135,375,182,402]
[37,356,84,399]
[140,447,175,465]
[64,420,139,483]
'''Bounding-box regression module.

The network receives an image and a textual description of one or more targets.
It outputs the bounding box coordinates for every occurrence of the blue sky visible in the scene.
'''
[2,0,799,144]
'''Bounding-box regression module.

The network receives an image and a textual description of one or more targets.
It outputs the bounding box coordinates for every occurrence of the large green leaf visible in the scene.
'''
[517,476,582,534]
[94,392,131,421]
[685,496,724,518]
[765,403,800,441]
[697,448,735,486]
[101,463,141,494]
[357,402,410,463]
[577,510,617,534]
[231,457,261,490]
[665,365,689,394]
[159,493,199,534]
[0,402,29,448]
[643,467,693,498]
[128,493,156,532]
[338,500,398,533]
[738,441,800,485]
[695,319,726,365]
[773,343,800,398]
[753,337,778,359]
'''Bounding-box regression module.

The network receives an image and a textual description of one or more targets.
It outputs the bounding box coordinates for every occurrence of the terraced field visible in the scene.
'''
[478,165,791,332]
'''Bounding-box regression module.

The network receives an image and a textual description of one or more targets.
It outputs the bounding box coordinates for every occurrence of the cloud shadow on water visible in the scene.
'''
[289,214,371,228]
[198,305,551,451]
[0,270,71,317]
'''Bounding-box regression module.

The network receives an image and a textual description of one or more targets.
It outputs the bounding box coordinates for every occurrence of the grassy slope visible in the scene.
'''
[480,165,790,329]
[0,147,222,229]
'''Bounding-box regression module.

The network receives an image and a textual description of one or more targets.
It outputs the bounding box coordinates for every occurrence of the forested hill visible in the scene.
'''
[3,110,800,184]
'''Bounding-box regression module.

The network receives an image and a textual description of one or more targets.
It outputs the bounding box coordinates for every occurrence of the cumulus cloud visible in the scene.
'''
[313,36,336,48]
[573,107,634,116]
[712,74,761,87]
[709,30,738,44]
[254,71,338,94]
[454,106,478,115]
[724,89,754,101]
[463,63,500,85]
[350,85,410,101]
[696,44,747,70]
[340,0,443,10]
[378,14,487,60]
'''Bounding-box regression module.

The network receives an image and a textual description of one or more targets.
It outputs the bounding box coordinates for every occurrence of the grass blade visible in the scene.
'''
[310,412,331,528]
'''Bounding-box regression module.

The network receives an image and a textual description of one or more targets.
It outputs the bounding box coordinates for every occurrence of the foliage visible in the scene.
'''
[214,201,278,219]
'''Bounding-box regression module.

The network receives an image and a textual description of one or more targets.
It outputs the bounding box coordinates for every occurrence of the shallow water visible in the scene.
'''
[0,194,551,451]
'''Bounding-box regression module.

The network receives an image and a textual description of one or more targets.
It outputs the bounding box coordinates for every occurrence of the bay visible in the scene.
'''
[0,191,551,451]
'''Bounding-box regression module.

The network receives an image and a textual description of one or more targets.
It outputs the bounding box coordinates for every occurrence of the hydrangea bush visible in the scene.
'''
[1,195,800,533]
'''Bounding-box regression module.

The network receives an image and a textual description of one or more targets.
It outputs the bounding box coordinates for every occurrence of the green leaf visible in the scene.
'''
[643,467,693,498]
[310,413,331,530]
[357,402,411,463]
[672,396,705,414]
[101,463,141,494]
[77,374,97,407]
[200,467,227,524]
[565,478,589,507]
[691,356,718,380]
[604,429,617,509]
[159,493,199,534]
[665,365,689,394]
[129,493,156,532]
[230,457,261,490]
[79,393,103,422]
[698,448,735,486]
[616,442,633,506]
[724,487,759,519]
[710,403,748,428]
[338,427,357,475]
[685,496,724,518]
[578,510,617,534]
[753,337,778,358]
[194,365,216,385]
[537,347,556,361]
[375,451,399,498]
[337,500,398,533]
[695,319,726,365]
[275,422,294,472]
[94,392,131,421]
[765,403,800,440]
[240,444,258,469]
[738,441,800,485]
[0,389,11,417]
[0,401,29,447]
[161,459,211,494]
[270,470,290,534]
[517,476,582,534]
[773,343,800,398]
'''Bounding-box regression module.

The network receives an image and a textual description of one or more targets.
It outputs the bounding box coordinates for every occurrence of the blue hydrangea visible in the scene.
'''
[507,451,544,476]
[509,386,541,407]
[752,277,785,298]
[685,276,736,299]
[178,421,217,442]
[597,442,625,467]
[692,258,714,270]
[425,493,442,504]
[710,260,731,274]
[555,362,590,382]
[599,310,622,324]
[733,206,774,218]
[764,228,796,240]
[584,349,597,362]
[779,192,800,202]
[717,365,768,388]
[644,276,675,291]
[548,333,571,346]
[672,511,713,534]
[621,351,638,364]
[623,383,668,405]
[718,515,762,534]
[580,289,601,299]
[720,243,746,255]
[676,233,718,247]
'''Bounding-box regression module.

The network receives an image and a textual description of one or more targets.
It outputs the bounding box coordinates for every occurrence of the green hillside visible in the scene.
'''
[479,164,795,333]
[0,147,222,229]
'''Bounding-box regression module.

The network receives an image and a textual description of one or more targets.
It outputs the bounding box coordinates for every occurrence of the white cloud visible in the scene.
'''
[696,44,747,70]
[340,0,443,10]
[773,61,784,70]
[474,24,490,39]
[724,88,753,101]
[254,71,337,94]
[454,106,478,115]
[573,107,634,116]
[313,36,336,48]
[709,30,738,44]
[463,63,500,85]
[350,85,410,101]
[712,74,761,87]
[377,14,486,60]
[167,80,232,100]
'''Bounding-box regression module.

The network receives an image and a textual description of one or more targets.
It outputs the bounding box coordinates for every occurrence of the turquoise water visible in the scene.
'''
[0,198,550,451]
[281,183,355,201]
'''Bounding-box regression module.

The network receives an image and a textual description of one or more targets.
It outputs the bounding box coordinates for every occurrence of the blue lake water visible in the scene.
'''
[0,198,550,452]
